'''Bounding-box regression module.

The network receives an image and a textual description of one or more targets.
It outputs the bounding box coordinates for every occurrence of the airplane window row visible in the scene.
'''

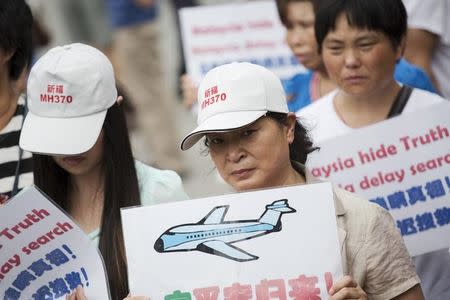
[186,228,243,239]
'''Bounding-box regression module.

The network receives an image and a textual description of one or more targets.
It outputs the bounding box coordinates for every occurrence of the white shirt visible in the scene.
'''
[297,88,446,144]
[403,0,450,99]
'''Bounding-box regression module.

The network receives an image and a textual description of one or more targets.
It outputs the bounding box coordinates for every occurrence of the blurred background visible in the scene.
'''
[26,0,243,199]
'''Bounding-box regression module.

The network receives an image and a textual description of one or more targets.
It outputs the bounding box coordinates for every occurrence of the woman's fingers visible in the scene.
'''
[330,287,366,299]
[328,276,367,299]
[65,285,87,300]
[75,285,87,300]
[329,275,357,295]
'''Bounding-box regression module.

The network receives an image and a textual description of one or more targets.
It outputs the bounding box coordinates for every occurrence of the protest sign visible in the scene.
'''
[122,182,342,299]
[0,186,110,299]
[307,102,450,256]
[179,1,304,83]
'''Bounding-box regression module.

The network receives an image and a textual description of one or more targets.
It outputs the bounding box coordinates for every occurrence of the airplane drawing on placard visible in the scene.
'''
[154,199,296,262]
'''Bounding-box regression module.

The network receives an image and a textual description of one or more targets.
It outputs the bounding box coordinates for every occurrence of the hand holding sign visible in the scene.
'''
[65,286,87,300]
[328,276,368,300]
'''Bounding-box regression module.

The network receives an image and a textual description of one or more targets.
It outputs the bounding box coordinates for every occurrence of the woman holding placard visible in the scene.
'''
[181,61,424,299]
[19,43,187,300]
[297,1,449,299]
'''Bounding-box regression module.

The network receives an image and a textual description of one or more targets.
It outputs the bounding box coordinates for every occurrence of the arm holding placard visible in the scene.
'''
[327,276,423,300]
[361,204,424,299]
[330,188,424,299]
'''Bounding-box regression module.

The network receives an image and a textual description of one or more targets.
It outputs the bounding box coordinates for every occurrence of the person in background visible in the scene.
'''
[28,0,112,51]
[19,43,188,300]
[276,0,437,113]
[298,0,447,143]
[180,0,437,113]
[106,0,186,174]
[403,0,450,99]
[297,1,449,299]
[181,61,424,300]
[0,0,33,203]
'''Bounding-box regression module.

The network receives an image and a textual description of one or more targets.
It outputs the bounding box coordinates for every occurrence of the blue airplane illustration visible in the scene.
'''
[154,199,296,262]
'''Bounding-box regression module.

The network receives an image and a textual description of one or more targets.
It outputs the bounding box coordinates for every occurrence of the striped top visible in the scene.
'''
[0,95,33,202]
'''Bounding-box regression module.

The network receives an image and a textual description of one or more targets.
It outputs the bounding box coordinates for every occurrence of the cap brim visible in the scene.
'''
[20,110,106,155]
[181,110,267,150]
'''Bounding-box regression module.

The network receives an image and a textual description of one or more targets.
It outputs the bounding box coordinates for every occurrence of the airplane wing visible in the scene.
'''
[198,240,258,262]
[199,206,228,224]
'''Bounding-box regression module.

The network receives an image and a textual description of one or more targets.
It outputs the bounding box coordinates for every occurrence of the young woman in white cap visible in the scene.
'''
[19,43,187,300]
[181,62,424,300]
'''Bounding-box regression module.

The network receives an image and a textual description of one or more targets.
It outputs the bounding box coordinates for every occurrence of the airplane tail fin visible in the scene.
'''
[259,199,296,226]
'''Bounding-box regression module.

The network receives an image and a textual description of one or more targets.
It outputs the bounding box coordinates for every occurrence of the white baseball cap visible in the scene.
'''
[20,43,117,155]
[181,62,288,150]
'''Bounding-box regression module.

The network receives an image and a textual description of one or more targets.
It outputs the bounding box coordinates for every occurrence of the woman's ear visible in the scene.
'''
[116,95,124,105]
[286,112,297,144]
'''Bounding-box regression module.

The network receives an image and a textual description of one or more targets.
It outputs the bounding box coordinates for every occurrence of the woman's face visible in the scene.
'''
[285,1,322,70]
[53,131,104,177]
[207,115,296,192]
[321,13,402,97]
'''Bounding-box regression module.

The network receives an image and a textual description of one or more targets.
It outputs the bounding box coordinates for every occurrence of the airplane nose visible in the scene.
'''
[154,238,164,252]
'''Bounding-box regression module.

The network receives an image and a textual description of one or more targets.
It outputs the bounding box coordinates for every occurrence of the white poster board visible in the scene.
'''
[179,0,304,83]
[0,186,110,299]
[122,182,342,299]
[307,103,450,256]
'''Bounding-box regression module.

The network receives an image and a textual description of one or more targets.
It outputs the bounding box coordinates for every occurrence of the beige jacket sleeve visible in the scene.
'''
[333,187,420,300]
[363,204,420,300]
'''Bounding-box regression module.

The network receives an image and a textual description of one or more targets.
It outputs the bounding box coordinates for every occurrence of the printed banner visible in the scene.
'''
[307,102,450,256]
[122,182,343,299]
[0,186,110,299]
[179,0,304,83]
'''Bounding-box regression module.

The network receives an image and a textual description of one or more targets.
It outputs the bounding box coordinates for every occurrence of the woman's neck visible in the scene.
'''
[68,166,105,233]
[334,79,401,128]
[311,68,337,101]
[282,164,306,187]
[0,73,19,131]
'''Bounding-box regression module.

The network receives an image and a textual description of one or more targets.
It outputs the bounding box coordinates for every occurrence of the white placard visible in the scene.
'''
[307,102,450,256]
[0,186,110,299]
[122,182,342,299]
[179,0,304,83]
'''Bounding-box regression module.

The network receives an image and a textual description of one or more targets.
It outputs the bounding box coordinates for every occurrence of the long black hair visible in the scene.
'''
[33,102,140,300]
